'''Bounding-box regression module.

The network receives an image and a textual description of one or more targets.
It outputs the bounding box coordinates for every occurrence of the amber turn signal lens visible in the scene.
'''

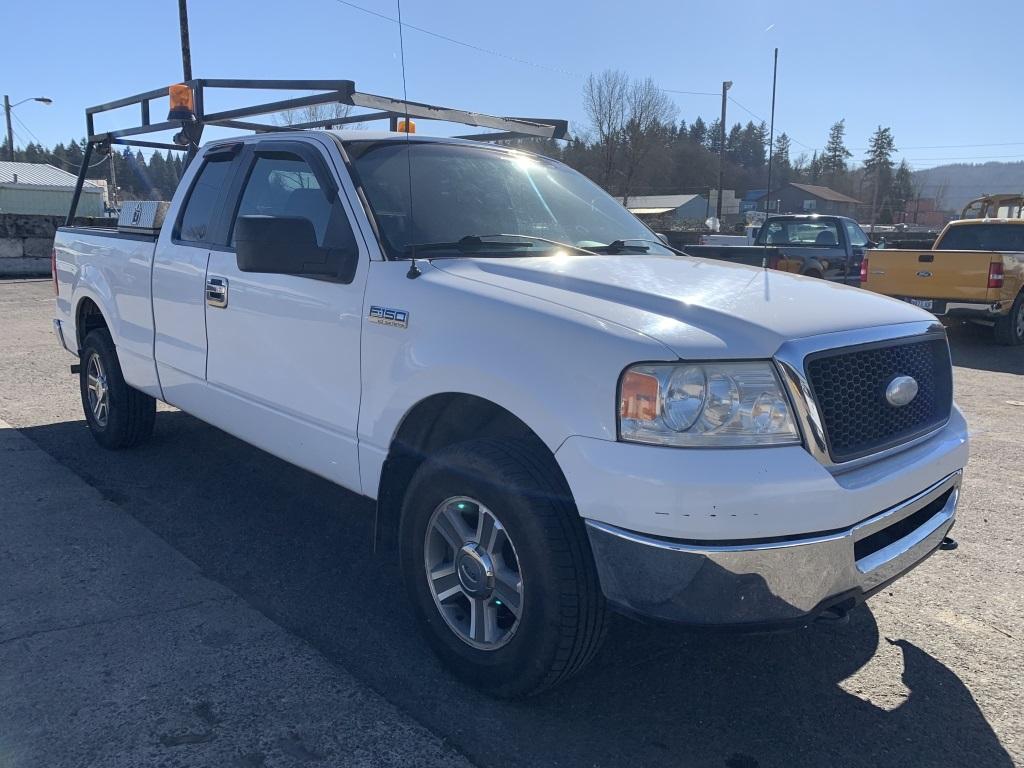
[397,118,416,133]
[619,370,659,422]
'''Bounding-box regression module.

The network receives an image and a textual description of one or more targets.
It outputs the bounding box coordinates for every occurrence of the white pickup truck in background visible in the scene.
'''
[53,87,968,697]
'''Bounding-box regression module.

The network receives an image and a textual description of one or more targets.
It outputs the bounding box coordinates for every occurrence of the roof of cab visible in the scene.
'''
[948,217,1024,226]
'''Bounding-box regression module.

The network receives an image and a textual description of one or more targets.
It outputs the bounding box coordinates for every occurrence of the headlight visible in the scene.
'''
[618,361,800,447]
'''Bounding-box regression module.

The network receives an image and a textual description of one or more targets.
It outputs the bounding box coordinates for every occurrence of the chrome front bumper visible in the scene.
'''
[585,470,961,626]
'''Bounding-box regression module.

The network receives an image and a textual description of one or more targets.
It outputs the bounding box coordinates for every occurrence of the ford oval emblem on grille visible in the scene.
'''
[916,270,932,277]
[885,375,919,407]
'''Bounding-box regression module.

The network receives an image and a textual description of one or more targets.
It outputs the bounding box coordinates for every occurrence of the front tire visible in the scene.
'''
[994,292,1024,346]
[399,438,608,697]
[79,328,156,449]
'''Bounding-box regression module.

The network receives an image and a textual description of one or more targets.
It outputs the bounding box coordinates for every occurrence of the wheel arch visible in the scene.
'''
[374,392,569,552]
[75,295,110,352]
[801,259,825,278]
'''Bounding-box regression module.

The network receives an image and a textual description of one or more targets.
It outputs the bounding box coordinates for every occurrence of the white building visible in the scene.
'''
[0,162,104,217]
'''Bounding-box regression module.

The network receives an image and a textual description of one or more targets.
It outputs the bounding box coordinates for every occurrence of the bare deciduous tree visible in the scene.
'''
[583,70,629,190]
[275,100,355,128]
[620,77,677,206]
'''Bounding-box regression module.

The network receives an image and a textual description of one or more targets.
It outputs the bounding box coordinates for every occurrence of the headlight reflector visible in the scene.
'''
[662,366,706,431]
[618,361,800,447]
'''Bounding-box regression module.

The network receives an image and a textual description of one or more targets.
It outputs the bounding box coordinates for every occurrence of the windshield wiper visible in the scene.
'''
[586,238,686,255]
[403,233,599,258]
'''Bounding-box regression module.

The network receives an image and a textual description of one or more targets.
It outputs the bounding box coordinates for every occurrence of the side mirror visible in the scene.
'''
[235,215,358,281]
[656,232,670,245]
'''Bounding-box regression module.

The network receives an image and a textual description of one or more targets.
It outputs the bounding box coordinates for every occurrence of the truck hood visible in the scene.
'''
[431,254,933,359]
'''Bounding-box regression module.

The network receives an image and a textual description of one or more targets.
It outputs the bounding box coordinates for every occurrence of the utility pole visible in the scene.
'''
[3,95,53,162]
[178,0,192,81]
[3,96,13,161]
[108,147,119,212]
[716,80,732,222]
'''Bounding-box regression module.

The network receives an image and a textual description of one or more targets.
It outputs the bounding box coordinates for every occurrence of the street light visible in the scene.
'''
[4,95,54,161]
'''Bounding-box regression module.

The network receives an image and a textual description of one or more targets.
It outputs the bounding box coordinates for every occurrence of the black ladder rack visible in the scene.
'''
[67,77,568,224]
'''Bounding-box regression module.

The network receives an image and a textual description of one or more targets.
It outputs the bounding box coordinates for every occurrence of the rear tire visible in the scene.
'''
[994,292,1024,346]
[79,328,156,449]
[399,438,608,698]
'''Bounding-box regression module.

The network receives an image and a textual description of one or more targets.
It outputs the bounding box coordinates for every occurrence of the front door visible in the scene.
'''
[203,139,367,492]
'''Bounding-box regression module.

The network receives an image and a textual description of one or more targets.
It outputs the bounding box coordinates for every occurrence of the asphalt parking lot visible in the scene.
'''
[0,277,1021,767]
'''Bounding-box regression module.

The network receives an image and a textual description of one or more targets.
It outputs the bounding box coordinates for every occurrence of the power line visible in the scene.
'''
[10,113,42,146]
[857,140,1024,151]
[903,153,1024,162]
[331,0,582,78]
[331,0,852,161]
[330,0,721,98]
[11,112,108,169]
[726,95,817,153]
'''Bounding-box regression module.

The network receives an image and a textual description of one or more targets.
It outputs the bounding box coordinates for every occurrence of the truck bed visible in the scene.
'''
[682,244,779,268]
[53,226,161,395]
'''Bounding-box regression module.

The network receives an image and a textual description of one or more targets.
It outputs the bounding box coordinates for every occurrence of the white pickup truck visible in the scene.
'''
[54,125,969,697]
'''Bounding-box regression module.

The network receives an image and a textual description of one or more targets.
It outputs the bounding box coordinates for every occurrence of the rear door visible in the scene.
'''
[201,137,368,492]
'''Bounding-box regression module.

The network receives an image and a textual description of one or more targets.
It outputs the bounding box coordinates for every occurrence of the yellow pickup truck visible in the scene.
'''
[861,218,1024,345]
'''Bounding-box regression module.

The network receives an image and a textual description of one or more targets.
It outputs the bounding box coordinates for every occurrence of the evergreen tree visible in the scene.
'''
[888,159,915,222]
[864,126,897,224]
[808,151,824,183]
[771,133,793,188]
[822,119,852,177]
[705,118,722,153]
[688,117,707,147]
[725,122,743,162]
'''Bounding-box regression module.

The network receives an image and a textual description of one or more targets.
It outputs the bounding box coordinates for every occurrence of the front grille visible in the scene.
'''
[805,336,953,463]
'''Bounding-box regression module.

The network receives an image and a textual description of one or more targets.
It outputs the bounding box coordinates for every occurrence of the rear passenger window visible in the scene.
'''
[844,220,869,247]
[231,155,334,245]
[178,157,233,243]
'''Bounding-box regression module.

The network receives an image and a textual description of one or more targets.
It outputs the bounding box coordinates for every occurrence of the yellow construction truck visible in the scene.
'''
[861,217,1024,345]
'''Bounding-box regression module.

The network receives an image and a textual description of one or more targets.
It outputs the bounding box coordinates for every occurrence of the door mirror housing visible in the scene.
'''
[235,215,358,281]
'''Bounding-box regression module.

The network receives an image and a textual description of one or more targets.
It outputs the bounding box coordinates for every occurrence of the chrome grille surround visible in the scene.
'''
[775,321,952,473]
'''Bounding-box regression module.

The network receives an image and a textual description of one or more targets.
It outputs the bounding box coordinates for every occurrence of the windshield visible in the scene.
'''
[757,219,841,247]
[346,140,672,259]
[936,223,1024,252]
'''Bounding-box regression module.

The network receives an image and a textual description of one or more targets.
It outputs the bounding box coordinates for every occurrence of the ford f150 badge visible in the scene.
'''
[885,375,919,407]
[368,305,409,328]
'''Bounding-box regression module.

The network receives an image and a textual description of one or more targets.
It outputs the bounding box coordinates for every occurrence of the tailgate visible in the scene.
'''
[863,249,998,302]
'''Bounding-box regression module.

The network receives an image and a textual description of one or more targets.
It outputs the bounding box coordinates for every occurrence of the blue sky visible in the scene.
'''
[3,0,1020,169]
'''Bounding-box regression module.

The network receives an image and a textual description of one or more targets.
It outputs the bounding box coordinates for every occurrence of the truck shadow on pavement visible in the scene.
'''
[946,322,1024,375]
[18,412,1014,768]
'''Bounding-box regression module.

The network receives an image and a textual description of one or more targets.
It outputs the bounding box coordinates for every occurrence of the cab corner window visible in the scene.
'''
[178,156,233,244]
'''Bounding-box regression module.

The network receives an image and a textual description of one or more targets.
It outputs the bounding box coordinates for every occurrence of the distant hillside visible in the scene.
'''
[913,161,1024,212]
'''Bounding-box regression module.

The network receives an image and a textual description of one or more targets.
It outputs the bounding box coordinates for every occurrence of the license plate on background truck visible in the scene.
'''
[902,297,933,310]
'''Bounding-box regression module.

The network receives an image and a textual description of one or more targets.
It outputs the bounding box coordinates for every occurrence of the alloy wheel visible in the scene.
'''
[424,496,524,650]
[86,351,110,428]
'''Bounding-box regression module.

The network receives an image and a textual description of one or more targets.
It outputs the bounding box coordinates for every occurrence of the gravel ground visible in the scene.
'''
[0,278,1020,767]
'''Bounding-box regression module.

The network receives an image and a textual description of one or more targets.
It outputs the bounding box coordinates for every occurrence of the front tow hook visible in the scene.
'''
[939,536,959,551]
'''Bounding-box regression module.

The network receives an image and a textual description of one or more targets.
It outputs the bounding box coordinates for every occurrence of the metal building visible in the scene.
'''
[0,161,104,217]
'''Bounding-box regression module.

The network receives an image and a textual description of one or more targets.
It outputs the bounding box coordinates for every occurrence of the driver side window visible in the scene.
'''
[231,154,334,246]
